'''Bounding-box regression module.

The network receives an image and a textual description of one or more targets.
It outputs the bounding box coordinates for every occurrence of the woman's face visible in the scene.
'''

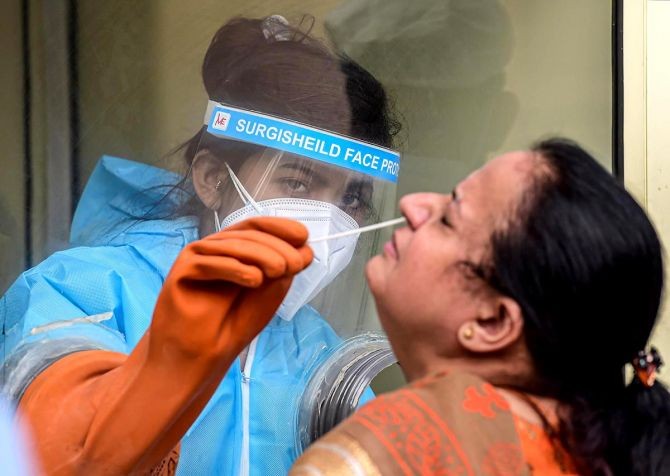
[219,151,376,225]
[365,150,538,361]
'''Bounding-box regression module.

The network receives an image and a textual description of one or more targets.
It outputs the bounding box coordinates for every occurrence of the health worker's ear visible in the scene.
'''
[457,296,524,354]
[192,150,225,210]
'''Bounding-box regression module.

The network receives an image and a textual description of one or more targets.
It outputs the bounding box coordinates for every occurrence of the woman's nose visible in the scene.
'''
[399,193,441,230]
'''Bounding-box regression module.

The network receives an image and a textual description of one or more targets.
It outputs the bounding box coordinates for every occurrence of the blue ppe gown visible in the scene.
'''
[0,156,350,475]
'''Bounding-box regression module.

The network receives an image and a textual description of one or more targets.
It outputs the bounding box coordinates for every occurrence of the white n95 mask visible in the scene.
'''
[216,164,360,321]
[221,199,359,320]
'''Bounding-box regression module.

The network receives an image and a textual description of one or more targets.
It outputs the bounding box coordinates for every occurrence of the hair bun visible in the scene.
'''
[195,15,397,146]
[202,17,267,99]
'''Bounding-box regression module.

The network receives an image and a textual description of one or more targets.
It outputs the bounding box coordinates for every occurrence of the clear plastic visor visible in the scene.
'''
[198,102,401,337]
[217,148,388,228]
[200,102,400,229]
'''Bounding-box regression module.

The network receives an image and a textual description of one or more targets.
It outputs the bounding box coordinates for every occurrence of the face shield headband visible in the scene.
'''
[203,101,400,184]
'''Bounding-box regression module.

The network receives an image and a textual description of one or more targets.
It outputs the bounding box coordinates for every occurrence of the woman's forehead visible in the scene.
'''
[459,151,536,219]
[469,151,534,190]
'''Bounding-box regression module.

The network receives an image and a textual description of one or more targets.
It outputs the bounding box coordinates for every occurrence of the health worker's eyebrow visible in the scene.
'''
[345,178,373,194]
[277,162,327,187]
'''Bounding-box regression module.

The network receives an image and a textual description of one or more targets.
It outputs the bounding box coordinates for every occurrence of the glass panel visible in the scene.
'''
[327,0,613,197]
[1,0,613,413]
[0,0,26,293]
[646,0,670,361]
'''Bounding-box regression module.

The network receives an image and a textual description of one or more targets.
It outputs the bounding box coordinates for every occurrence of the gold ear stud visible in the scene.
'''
[462,326,474,340]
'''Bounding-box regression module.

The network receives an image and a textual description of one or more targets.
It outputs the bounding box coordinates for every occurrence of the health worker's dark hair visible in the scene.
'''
[125,16,398,240]
[484,138,669,475]
[174,16,400,217]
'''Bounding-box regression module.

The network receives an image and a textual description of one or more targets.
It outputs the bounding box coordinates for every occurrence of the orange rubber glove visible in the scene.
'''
[19,217,313,475]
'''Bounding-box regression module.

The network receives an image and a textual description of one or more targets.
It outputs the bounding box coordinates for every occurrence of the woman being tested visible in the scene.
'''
[0,16,400,475]
[292,139,670,475]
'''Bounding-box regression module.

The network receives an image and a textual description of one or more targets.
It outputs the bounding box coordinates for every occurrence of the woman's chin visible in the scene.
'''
[365,256,386,297]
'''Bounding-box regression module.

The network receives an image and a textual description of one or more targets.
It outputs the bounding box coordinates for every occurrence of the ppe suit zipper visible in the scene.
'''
[238,336,258,476]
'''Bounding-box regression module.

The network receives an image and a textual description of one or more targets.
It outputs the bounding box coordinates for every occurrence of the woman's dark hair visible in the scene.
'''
[484,138,669,474]
[173,16,399,218]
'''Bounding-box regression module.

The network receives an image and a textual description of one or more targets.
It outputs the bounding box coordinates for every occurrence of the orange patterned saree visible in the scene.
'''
[290,371,577,475]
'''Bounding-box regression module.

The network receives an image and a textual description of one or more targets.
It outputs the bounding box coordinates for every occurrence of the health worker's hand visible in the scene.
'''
[151,216,313,366]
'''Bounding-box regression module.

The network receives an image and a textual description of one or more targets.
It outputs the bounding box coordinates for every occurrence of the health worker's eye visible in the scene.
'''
[338,181,375,223]
[340,192,362,209]
[279,178,309,194]
[339,194,374,225]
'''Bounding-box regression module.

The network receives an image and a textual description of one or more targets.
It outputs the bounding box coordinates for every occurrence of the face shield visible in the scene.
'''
[201,101,400,335]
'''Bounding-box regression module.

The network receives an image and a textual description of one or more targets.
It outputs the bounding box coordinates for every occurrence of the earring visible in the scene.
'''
[215,179,222,191]
[462,326,474,340]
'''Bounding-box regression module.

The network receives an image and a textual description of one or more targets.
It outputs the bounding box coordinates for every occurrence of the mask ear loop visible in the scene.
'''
[214,212,222,231]
[224,163,263,213]
[252,150,284,200]
[214,163,266,232]
[213,179,223,231]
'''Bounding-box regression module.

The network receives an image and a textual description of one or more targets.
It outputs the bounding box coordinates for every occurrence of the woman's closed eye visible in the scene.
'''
[442,188,460,228]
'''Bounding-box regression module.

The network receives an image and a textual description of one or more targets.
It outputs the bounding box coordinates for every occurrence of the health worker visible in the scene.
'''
[0,16,400,475]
